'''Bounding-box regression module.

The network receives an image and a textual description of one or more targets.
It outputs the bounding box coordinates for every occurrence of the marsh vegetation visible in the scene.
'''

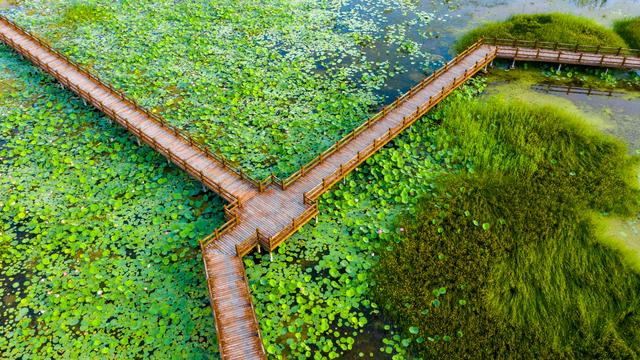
[456,13,628,52]
[373,95,640,358]
[2,1,640,359]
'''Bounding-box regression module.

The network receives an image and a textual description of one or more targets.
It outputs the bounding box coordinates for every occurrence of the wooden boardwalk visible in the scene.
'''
[2,14,639,359]
[0,16,257,205]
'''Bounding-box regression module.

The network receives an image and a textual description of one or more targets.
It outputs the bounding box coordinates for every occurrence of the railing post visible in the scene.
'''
[616,47,622,56]
[595,44,601,54]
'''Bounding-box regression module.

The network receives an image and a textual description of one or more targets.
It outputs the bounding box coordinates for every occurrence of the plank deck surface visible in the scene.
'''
[2,15,639,359]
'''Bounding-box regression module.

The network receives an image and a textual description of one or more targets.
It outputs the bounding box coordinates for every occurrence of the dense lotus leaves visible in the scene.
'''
[2,0,436,179]
[0,47,224,358]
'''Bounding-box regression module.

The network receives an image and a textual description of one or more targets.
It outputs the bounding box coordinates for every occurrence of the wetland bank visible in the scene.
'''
[1,0,640,359]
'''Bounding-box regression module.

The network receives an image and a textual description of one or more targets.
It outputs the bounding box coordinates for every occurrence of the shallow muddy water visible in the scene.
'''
[533,85,640,152]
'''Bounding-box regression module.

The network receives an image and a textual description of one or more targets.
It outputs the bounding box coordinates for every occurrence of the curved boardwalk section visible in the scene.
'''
[2,14,639,359]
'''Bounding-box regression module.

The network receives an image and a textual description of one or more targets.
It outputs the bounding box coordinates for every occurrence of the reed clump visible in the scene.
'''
[456,13,629,52]
[373,96,640,358]
[614,17,640,49]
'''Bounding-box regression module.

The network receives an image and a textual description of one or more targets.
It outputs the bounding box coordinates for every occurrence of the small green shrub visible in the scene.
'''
[60,2,107,26]
[455,13,628,52]
[373,96,640,358]
[614,17,640,49]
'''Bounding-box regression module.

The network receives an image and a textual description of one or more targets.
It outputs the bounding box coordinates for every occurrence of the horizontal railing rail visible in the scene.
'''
[235,230,261,257]
[200,199,241,249]
[532,84,616,97]
[486,37,640,57]
[262,202,319,252]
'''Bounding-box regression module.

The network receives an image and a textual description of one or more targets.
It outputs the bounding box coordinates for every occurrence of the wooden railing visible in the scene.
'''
[200,199,241,249]
[233,202,318,256]
[532,84,615,97]
[259,202,319,252]
[6,12,639,198]
[235,230,261,257]
[0,14,259,190]
[303,49,498,203]
[276,39,487,190]
[486,37,640,57]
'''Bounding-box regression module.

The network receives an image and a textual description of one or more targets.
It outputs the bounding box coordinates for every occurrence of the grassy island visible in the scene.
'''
[373,94,640,358]
[456,13,629,52]
[614,17,640,49]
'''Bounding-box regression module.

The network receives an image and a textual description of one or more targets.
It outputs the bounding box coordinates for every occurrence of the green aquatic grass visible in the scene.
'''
[373,96,640,358]
[614,17,640,49]
[0,46,223,358]
[455,13,629,52]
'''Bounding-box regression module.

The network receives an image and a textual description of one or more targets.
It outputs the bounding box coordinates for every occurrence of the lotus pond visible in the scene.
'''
[2,0,640,359]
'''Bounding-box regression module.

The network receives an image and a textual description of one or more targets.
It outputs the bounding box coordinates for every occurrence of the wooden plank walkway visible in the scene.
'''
[203,252,265,359]
[0,16,258,205]
[2,14,639,358]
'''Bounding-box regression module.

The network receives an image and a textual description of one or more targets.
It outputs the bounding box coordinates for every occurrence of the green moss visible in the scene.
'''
[455,13,628,52]
[372,96,640,358]
[60,2,108,26]
[614,17,640,49]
